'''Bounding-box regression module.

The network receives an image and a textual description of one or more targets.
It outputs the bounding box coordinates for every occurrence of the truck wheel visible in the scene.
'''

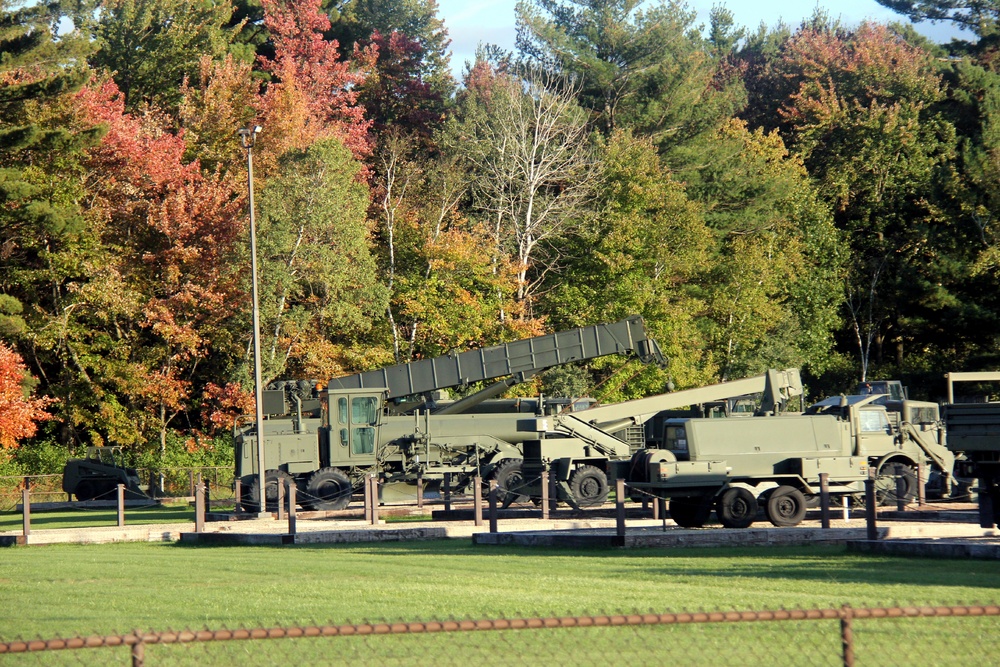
[74,481,97,502]
[765,486,807,527]
[569,465,609,507]
[493,460,528,508]
[247,470,294,512]
[669,497,712,528]
[305,468,353,511]
[874,462,917,506]
[716,487,757,529]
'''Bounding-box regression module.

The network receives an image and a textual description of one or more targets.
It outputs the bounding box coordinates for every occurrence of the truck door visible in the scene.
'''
[857,408,895,455]
[334,393,382,461]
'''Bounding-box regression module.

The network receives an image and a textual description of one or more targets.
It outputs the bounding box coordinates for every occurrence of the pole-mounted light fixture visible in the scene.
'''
[238,124,269,517]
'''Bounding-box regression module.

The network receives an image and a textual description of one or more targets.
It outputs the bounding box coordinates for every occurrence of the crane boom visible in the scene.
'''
[325,316,665,401]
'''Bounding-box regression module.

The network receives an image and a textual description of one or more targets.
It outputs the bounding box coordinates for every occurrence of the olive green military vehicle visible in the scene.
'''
[233,317,665,511]
[942,371,1000,528]
[62,446,147,501]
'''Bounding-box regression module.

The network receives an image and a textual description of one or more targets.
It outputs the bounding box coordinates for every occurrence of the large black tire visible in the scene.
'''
[568,465,609,507]
[669,496,713,528]
[874,462,917,506]
[764,485,807,527]
[305,468,353,511]
[74,480,97,502]
[716,487,757,529]
[492,459,528,508]
[246,469,294,512]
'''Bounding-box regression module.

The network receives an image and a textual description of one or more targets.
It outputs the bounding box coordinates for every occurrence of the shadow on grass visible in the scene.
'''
[168,537,1000,590]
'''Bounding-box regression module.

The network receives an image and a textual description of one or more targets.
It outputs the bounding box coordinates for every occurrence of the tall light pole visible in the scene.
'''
[238,124,268,517]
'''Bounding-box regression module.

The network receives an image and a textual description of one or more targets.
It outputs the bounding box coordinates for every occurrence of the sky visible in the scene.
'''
[435,0,968,74]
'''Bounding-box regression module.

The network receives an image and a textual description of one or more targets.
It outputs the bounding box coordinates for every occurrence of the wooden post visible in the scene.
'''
[473,475,484,527]
[840,605,855,667]
[21,482,30,538]
[370,475,379,525]
[195,479,205,534]
[416,473,424,509]
[820,473,831,530]
[548,468,558,515]
[541,470,549,520]
[364,476,373,524]
[917,463,926,508]
[287,482,297,536]
[864,476,878,541]
[443,472,452,512]
[277,477,285,521]
[117,484,126,527]
[488,479,498,533]
[615,478,626,541]
[148,470,157,500]
[235,478,242,514]
[652,494,661,520]
[895,475,907,512]
[188,469,195,498]
[132,638,145,667]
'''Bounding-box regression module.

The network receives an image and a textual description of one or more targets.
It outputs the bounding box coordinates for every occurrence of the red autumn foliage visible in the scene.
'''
[257,0,375,160]
[0,343,54,449]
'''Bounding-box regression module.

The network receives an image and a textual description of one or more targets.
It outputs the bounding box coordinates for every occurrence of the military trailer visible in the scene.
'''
[942,371,1000,528]
[234,317,665,511]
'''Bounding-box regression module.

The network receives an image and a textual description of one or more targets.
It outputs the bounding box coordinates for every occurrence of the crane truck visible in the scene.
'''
[520,374,955,527]
[234,316,665,511]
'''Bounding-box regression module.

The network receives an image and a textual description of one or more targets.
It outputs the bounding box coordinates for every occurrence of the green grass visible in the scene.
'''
[1,541,998,641]
[2,541,998,665]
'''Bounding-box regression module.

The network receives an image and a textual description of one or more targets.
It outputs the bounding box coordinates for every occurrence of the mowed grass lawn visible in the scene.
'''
[1,541,998,640]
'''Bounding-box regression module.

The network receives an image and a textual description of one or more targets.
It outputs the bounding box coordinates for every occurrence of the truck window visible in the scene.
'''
[351,396,378,455]
[337,398,348,425]
[859,409,890,433]
[666,425,688,453]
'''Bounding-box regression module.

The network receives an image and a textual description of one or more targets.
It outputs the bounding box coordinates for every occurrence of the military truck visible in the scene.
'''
[611,393,954,528]
[234,316,666,511]
[62,447,147,501]
[942,371,1000,528]
[518,369,805,510]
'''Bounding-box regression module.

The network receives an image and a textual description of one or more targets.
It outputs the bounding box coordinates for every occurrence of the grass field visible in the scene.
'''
[1,540,998,657]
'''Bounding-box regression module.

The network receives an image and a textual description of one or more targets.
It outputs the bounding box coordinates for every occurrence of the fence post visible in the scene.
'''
[188,469,195,498]
[917,463,926,508]
[287,481,297,536]
[840,604,855,667]
[616,478,626,542]
[416,473,424,509]
[864,476,878,540]
[131,637,145,667]
[489,479,498,533]
[364,476,372,524]
[473,475,484,527]
[21,479,30,539]
[117,484,126,527]
[371,475,379,525]
[235,478,242,514]
[277,478,285,521]
[548,469,559,516]
[820,473,831,530]
[195,477,205,534]
[147,470,157,500]
[443,472,452,512]
[541,470,549,520]
[895,474,907,512]
[652,492,661,520]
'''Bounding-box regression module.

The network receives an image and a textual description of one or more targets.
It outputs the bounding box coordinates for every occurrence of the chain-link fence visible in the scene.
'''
[0,604,995,666]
